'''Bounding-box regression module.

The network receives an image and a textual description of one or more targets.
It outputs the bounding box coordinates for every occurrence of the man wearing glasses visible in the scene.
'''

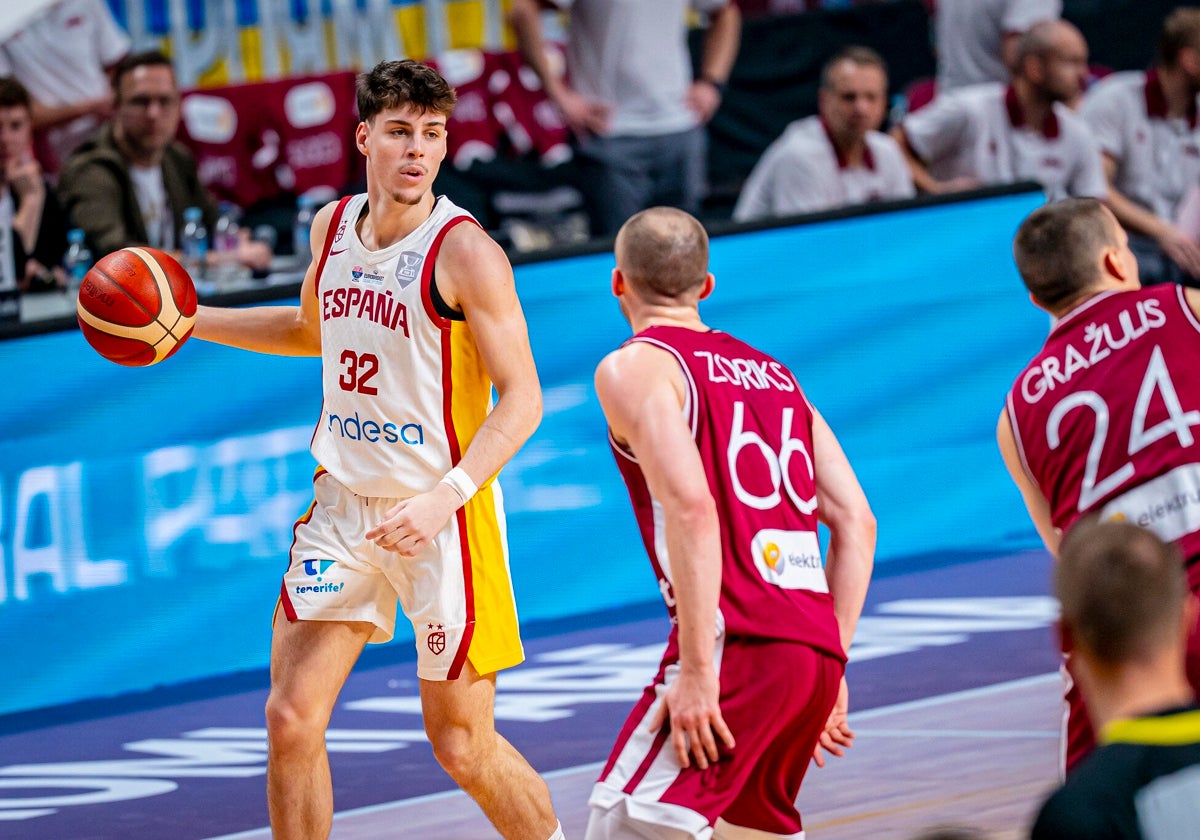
[58,50,271,272]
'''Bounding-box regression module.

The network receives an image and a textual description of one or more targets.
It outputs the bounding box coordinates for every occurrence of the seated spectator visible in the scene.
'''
[58,50,271,273]
[1081,8,1200,287]
[0,76,69,291]
[0,0,130,175]
[892,20,1106,202]
[1031,520,1200,839]
[934,0,1061,94]
[733,46,914,222]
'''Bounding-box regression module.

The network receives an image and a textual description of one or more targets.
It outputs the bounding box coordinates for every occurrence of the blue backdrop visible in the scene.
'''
[0,189,1048,716]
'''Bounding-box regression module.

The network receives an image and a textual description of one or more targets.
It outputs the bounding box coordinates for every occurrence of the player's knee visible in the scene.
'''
[426,723,488,782]
[264,691,325,752]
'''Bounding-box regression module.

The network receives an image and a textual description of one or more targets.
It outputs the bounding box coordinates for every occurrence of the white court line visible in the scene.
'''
[203,673,1060,840]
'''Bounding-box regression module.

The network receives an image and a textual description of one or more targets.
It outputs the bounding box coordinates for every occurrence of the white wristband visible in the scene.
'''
[439,466,478,506]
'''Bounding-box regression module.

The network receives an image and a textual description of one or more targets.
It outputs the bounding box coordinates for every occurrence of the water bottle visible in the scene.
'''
[292,193,317,266]
[64,228,92,296]
[211,202,245,290]
[181,206,210,294]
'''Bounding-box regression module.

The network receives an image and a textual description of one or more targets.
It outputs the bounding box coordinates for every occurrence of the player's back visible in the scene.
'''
[612,325,844,660]
[1007,284,1200,574]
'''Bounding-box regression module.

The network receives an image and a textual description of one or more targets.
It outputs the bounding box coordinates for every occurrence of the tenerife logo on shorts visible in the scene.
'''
[426,622,446,655]
[296,558,344,595]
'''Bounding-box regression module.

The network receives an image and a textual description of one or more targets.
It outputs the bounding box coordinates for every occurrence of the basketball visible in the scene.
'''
[76,246,198,367]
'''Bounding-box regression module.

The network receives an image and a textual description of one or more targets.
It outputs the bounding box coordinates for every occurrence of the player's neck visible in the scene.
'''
[360,189,435,250]
[1156,64,1198,116]
[631,306,708,334]
[1085,654,1195,733]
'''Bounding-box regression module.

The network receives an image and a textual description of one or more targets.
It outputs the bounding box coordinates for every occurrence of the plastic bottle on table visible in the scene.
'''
[64,228,93,296]
[212,202,248,290]
[292,193,318,267]
[181,206,210,294]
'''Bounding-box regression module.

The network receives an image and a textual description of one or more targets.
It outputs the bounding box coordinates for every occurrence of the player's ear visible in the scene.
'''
[612,268,624,298]
[356,121,370,155]
[698,273,715,301]
[1101,247,1129,284]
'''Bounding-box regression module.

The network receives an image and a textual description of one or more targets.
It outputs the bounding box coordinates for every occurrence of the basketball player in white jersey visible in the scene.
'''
[193,60,563,840]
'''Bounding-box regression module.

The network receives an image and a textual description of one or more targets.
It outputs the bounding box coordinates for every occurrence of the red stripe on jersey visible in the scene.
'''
[312,196,353,300]
[624,725,672,795]
[418,214,479,328]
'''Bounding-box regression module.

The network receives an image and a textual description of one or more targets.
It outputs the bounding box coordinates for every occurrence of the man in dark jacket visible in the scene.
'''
[59,50,270,272]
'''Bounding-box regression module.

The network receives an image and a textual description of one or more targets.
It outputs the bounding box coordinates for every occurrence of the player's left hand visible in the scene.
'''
[813,676,854,768]
[649,663,735,770]
[365,484,460,557]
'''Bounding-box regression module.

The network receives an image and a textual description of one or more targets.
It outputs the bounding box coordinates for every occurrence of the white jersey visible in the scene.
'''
[1081,69,1200,224]
[310,194,492,499]
[901,82,1108,202]
[934,0,1061,92]
[0,0,130,168]
[733,115,914,221]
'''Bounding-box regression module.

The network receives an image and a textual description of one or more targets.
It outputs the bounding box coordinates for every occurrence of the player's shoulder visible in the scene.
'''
[439,215,510,272]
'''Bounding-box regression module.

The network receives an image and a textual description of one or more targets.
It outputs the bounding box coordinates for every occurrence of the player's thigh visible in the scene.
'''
[418,661,497,747]
[268,609,374,720]
[717,643,841,834]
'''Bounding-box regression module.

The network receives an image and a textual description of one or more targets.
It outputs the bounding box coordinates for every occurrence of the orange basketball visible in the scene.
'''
[76,247,198,367]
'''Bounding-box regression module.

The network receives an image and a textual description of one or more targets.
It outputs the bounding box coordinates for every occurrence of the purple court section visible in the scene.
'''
[0,550,1060,839]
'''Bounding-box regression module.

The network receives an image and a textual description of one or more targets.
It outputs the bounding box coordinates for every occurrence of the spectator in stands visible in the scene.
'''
[733,46,914,222]
[0,0,130,175]
[508,0,742,236]
[0,76,68,291]
[1031,520,1200,839]
[1080,8,1200,287]
[58,51,271,271]
[934,0,1061,94]
[892,20,1106,202]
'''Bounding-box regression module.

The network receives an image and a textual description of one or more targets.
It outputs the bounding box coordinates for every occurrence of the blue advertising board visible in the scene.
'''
[0,188,1048,716]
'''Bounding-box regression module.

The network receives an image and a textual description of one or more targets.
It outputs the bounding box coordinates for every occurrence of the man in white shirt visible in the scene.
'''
[734,46,914,222]
[935,0,1062,93]
[1081,8,1200,286]
[893,19,1106,203]
[508,0,741,235]
[0,0,130,174]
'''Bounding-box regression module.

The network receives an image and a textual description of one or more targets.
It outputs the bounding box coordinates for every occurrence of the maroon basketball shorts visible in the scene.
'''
[588,636,844,838]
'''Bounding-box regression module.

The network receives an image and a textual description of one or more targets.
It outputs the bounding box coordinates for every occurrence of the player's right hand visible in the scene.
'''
[649,663,735,770]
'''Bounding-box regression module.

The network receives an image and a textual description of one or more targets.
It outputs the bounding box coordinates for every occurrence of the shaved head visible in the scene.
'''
[615,207,710,300]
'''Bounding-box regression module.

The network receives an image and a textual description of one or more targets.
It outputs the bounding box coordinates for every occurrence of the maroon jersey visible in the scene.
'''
[1007,285,1200,586]
[611,325,845,661]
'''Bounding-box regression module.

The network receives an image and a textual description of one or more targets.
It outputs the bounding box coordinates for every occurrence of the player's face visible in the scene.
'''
[818,62,887,144]
[0,105,32,167]
[359,105,448,207]
[115,65,182,157]
[1036,32,1089,104]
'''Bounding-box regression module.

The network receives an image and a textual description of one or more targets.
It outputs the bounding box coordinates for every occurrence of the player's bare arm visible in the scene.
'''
[366,222,543,556]
[595,342,735,771]
[192,201,336,357]
[997,409,1061,555]
[810,406,875,766]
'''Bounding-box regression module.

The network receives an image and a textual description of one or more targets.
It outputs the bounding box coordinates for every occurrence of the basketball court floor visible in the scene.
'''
[0,549,1063,839]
